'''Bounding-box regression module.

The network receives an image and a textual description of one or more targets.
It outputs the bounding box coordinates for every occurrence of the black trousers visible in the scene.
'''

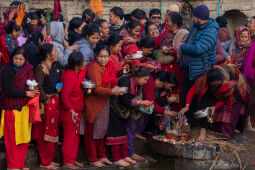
[182,68,195,107]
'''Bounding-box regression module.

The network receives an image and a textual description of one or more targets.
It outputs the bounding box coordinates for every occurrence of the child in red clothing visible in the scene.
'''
[61,52,86,169]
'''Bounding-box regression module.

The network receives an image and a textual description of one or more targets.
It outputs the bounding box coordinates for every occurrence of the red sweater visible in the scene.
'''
[186,84,225,109]
[143,75,165,115]
[61,68,86,113]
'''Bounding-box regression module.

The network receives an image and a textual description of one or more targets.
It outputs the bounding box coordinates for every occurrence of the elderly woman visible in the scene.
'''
[0,47,37,169]
[34,43,62,169]
[222,26,251,69]
[144,22,160,39]
[84,44,122,168]
[180,65,249,144]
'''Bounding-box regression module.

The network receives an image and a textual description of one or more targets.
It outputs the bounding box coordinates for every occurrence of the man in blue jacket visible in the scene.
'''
[180,4,219,105]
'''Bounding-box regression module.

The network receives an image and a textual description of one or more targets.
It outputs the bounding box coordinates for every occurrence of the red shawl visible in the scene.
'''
[88,60,117,88]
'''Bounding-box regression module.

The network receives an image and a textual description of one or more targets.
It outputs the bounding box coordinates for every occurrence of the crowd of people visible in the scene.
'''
[0,1,254,169]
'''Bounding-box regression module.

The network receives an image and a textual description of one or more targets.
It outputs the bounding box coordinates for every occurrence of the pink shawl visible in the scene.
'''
[243,42,255,85]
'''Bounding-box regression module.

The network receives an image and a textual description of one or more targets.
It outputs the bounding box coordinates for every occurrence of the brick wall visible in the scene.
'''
[0,0,254,22]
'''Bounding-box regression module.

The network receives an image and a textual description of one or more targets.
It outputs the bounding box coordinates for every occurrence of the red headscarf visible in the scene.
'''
[235,26,251,49]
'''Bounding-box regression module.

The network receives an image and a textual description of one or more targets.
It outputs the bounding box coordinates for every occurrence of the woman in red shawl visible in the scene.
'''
[222,26,251,70]
[180,65,249,145]
[84,44,123,167]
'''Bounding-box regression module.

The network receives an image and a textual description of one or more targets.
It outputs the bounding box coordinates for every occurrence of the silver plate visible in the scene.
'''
[194,108,212,119]
[82,82,96,88]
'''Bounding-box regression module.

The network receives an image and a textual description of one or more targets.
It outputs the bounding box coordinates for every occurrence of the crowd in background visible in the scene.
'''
[0,1,255,169]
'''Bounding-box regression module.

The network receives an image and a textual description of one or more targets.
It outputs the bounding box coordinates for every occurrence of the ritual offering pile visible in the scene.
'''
[152,130,192,145]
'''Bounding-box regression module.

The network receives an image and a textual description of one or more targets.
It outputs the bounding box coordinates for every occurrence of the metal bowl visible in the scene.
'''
[28,85,37,91]
[194,108,212,119]
[119,87,128,93]
[82,82,96,88]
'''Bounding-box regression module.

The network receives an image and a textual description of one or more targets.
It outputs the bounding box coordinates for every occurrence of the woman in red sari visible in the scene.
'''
[84,44,123,167]
[61,52,86,169]
[34,43,62,169]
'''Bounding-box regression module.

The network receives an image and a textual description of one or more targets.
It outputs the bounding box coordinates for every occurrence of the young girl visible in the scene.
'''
[0,47,37,169]
[120,20,141,45]
[68,17,86,46]
[34,43,62,169]
[84,44,122,167]
[75,24,100,67]
[61,52,86,169]
[107,34,125,75]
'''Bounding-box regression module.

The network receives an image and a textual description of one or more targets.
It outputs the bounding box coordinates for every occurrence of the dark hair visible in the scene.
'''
[168,12,183,28]
[165,73,178,86]
[95,44,110,57]
[68,17,84,32]
[26,31,44,47]
[29,12,39,21]
[207,68,223,83]
[107,34,122,47]
[144,21,157,35]
[133,66,150,78]
[152,70,166,82]
[149,8,161,18]
[10,47,26,62]
[21,14,35,37]
[252,16,255,20]
[82,9,96,24]
[40,43,54,61]
[110,7,124,20]
[95,19,107,27]
[51,13,64,22]
[10,1,22,6]
[66,52,84,70]
[216,16,228,28]
[131,8,147,20]
[136,36,156,48]
[5,21,21,34]
[82,23,100,38]
[126,20,141,30]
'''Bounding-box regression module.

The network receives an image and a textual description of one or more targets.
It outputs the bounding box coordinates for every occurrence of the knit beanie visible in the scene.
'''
[193,5,210,20]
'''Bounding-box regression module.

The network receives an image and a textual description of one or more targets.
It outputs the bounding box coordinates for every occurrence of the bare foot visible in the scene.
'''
[114,159,130,167]
[74,161,83,167]
[99,157,113,165]
[63,163,79,169]
[40,164,58,170]
[234,129,240,134]
[196,128,206,146]
[131,153,144,160]
[135,133,147,141]
[51,162,59,167]
[123,157,136,164]
[21,168,29,170]
[90,161,105,167]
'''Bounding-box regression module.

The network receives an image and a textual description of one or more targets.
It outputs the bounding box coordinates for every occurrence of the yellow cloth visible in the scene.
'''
[90,0,103,16]
[0,106,32,145]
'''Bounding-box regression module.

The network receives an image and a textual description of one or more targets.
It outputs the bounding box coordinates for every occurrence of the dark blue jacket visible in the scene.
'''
[181,18,219,80]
